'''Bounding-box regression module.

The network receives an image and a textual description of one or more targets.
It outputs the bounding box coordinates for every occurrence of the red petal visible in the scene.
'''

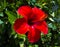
[28,26,41,43]
[17,6,32,19]
[32,7,47,22]
[13,18,29,34]
[34,21,48,35]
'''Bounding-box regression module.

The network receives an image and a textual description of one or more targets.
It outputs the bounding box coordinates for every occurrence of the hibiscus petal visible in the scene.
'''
[34,21,48,35]
[13,18,29,34]
[28,26,41,43]
[32,7,47,22]
[17,6,32,19]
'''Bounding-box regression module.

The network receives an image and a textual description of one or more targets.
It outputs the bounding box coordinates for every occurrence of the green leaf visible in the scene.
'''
[3,0,7,8]
[0,12,4,17]
[48,23,53,28]
[35,45,38,47]
[0,20,3,24]
[5,10,17,24]
[48,23,57,30]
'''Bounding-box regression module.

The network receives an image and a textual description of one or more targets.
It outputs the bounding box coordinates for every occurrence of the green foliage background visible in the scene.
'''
[0,0,60,47]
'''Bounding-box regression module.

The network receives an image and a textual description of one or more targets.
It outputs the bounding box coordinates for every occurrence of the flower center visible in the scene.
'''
[28,19,34,26]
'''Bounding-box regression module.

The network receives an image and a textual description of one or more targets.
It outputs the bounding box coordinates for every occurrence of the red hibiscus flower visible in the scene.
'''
[13,6,48,43]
